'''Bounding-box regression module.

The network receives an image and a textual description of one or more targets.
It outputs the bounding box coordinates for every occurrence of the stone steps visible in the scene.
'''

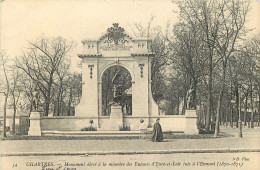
[42,130,148,136]
[41,130,184,136]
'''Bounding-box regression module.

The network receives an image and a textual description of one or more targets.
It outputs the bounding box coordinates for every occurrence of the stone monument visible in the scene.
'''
[36,23,199,134]
[185,84,198,134]
[109,69,124,130]
[28,87,42,136]
[75,23,159,130]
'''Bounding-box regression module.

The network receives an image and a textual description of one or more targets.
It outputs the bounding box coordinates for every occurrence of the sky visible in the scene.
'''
[0,0,259,69]
[0,0,176,62]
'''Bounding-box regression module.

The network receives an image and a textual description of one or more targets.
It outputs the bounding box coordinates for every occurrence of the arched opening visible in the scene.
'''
[102,65,132,116]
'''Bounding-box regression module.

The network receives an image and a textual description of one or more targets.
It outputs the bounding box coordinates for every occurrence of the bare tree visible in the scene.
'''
[0,51,10,137]
[172,20,208,114]
[174,0,221,131]
[54,61,70,116]
[211,0,250,136]
[173,0,250,134]
[9,67,22,134]
[16,36,74,116]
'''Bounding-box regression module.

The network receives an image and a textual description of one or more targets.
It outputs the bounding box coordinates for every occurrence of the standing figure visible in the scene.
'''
[151,118,163,142]
[111,70,125,105]
[32,88,39,111]
[186,84,195,109]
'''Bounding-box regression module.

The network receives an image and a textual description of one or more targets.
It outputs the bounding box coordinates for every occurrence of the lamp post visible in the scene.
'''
[238,85,242,138]
[231,98,235,128]
[256,91,260,126]
[241,84,249,128]
[252,86,258,128]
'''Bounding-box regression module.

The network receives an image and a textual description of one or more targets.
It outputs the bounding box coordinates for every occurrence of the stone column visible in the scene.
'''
[185,109,199,135]
[131,80,135,116]
[98,81,102,128]
[28,111,42,136]
[75,58,98,117]
[132,60,149,117]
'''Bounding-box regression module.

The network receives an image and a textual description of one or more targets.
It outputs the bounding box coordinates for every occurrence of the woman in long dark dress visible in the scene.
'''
[151,118,163,142]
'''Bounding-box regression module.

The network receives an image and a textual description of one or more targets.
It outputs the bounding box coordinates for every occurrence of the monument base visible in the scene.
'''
[109,105,123,130]
[28,111,42,136]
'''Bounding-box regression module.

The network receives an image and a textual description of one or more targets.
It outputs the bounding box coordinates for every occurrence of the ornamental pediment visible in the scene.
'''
[80,23,151,57]
[98,23,134,44]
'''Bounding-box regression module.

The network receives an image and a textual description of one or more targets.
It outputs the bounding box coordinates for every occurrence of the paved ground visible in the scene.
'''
[1,127,260,156]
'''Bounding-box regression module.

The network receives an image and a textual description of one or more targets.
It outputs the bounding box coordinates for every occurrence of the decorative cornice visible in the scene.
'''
[78,54,102,58]
[81,36,149,43]
[78,53,153,58]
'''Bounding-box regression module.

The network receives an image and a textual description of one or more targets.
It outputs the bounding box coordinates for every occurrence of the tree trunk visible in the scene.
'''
[68,88,72,116]
[177,98,180,115]
[45,80,53,116]
[215,92,222,137]
[199,96,202,125]
[192,78,197,110]
[216,62,227,132]
[220,108,223,126]
[45,91,50,116]
[257,93,260,126]
[235,84,239,128]
[244,94,248,127]
[57,80,63,116]
[231,105,234,128]
[57,94,60,116]
[182,96,187,115]
[12,102,16,135]
[3,93,8,138]
[45,73,54,116]
[230,81,233,128]
[205,54,213,131]
[250,89,254,128]
[215,64,226,136]
[44,87,50,116]
[225,108,226,127]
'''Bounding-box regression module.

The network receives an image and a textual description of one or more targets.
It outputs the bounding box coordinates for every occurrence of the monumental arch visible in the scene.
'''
[36,24,198,134]
[75,23,159,130]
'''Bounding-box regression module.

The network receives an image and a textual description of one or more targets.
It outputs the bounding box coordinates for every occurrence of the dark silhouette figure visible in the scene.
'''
[32,88,39,111]
[186,85,194,109]
[151,118,163,142]
[112,70,123,105]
